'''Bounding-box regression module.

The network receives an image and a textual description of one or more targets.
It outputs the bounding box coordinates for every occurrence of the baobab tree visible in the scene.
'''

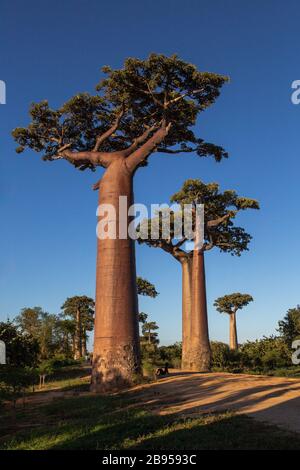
[12,54,228,391]
[139,179,259,371]
[61,296,95,360]
[214,293,254,350]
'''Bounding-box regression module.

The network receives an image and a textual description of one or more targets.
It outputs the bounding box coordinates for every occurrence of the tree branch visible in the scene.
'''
[93,108,124,151]
[207,213,232,228]
[125,122,172,172]
[122,123,159,157]
[157,147,196,154]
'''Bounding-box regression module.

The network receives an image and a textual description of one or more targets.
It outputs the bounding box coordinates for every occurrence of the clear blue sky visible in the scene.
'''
[1,0,299,346]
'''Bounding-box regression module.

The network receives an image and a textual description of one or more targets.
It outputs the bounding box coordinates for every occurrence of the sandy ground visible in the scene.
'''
[16,371,300,433]
[136,371,300,433]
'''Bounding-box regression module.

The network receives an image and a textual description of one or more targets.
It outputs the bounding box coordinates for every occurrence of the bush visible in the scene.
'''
[0,366,36,407]
[157,343,182,368]
[142,360,157,380]
[211,341,231,369]
[46,354,78,369]
[240,336,291,372]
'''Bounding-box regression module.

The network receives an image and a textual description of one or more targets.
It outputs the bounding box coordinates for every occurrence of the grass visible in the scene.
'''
[1,391,300,450]
[2,364,300,450]
[212,365,300,378]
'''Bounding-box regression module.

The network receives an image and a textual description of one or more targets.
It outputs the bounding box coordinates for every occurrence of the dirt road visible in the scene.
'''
[136,371,300,433]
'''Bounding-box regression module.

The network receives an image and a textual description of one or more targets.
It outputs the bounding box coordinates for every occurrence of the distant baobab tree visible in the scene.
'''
[139,179,259,371]
[214,293,254,350]
[12,54,228,391]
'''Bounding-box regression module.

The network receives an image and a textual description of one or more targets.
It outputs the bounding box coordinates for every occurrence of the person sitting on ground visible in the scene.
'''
[156,362,169,376]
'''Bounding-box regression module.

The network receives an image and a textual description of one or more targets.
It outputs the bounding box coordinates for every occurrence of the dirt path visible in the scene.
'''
[136,371,300,433]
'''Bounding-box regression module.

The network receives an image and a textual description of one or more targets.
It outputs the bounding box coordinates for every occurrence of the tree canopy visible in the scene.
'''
[278,306,300,347]
[12,54,228,172]
[214,293,254,314]
[138,179,259,259]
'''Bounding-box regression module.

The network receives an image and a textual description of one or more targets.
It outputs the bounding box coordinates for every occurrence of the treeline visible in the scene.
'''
[153,306,300,375]
[13,296,95,361]
[0,296,95,406]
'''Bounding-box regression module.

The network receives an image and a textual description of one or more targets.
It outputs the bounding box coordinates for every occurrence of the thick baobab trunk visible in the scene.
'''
[229,312,238,350]
[181,257,193,370]
[74,308,82,360]
[189,250,211,371]
[91,158,141,392]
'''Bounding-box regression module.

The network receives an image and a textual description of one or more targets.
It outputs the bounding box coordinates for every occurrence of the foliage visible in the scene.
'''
[137,277,158,297]
[12,53,228,171]
[278,305,300,348]
[171,179,259,255]
[214,293,254,314]
[138,179,259,262]
[141,321,159,345]
[157,342,182,368]
[240,336,291,371]
[0,321,39,368]
[61,296,95,359]
[15,308,61,360]
[0,366,36,406]
[210,341,231,368]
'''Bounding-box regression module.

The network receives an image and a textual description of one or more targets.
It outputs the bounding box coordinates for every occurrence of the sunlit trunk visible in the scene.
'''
[181,257,192,370]
[74,308,82,360]
[229,312,238,350]
[189,249,211,371]
[91,158,141,392]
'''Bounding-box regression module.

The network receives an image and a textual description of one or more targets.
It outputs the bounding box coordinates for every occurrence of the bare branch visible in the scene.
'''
[125,122,172,173]
[166,88,204,106]
[207,213,232,228]
[93,108,124,151]
[122,123,159,157]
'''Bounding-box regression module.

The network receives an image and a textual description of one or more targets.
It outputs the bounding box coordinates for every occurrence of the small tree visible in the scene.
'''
[142,321,159,345]
[214,293,254,350]
[37,361,54,389]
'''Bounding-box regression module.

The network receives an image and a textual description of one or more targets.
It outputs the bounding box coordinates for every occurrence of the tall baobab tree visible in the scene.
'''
[139,179,259,371]
[214,293,254,350]
[12,54,228,391]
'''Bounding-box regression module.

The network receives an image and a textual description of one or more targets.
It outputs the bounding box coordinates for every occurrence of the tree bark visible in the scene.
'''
[82,329,87,357]
[229,312,238,350]
[180,257,193,370]
[74,308,82,360]
[91,158,141,392]
[189,250,211,371]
